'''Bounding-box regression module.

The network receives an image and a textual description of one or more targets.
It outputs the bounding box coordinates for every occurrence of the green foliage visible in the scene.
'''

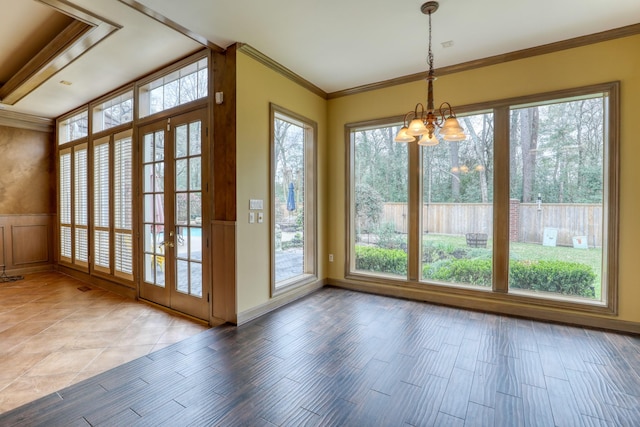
[421,258,595,297]
[375,222,405,250]
[355,246,407,275]
[282,232,303,251]
[355,183,384,234]
[509,260,595,297]
[423,259,492,286]
[422,241,469,262]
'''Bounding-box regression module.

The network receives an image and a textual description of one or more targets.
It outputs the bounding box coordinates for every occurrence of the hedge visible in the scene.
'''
[356,246,595,297]
[355,246,407,275]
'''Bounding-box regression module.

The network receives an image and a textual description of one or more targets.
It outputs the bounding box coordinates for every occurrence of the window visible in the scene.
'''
[271,105,317,293]
[350,123,408,278]
[59,149,72,262]
[346,82,618,312]
[114,132,134,279]
[92,91,133,133]
[93,137,110,273]
[508,93,612,302]
[421,111,494,288]
[138,57,208,118]
[58,110,88,145]
[91,129,134,281]
[74,144,88,267]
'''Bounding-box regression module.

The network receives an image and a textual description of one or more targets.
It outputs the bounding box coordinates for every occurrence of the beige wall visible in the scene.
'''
[236,52,328,314]
[327,34,640,324]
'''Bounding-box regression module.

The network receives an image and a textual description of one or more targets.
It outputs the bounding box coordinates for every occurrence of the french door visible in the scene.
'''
[139,108,209,320]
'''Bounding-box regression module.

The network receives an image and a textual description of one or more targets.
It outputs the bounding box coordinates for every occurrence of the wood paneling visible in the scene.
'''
[0,215,53,273]
[12,224,48,265]
[211,220,236,324]
[212,47,237,222]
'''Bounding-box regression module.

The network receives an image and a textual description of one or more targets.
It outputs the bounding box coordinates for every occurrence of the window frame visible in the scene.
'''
[345,82,619,315]
[269,103,318,296]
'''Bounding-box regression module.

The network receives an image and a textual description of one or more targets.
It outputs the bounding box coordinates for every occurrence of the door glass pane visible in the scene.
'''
[176,125,187,157]
[509,96,605,301]
[173,122,203,298]
[143,130,166,288]
[351,124,408,278]
[189,122,201,155]
[421,112,494,288]
[176,159,188,191]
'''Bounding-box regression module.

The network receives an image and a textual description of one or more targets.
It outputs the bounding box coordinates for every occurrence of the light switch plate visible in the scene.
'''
[249,199,263,210]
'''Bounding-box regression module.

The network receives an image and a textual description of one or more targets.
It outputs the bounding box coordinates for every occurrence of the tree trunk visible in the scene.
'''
[520,108,539,202]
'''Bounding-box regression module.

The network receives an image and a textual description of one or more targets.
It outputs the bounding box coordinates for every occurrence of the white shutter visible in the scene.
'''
[114,131,134,279]
[74,145,89,267]
[94,138,110,272]
[59,150,72,262]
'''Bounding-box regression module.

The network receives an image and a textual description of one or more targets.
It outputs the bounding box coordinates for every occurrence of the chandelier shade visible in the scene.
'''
[395,1,466,146]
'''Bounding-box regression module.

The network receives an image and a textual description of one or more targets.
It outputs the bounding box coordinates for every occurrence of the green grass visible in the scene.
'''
[422,234,602,297]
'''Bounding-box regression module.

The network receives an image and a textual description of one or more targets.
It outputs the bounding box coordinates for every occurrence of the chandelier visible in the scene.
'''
[394,1,466,146]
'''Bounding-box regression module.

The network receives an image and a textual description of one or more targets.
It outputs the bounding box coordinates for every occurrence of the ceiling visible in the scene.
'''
[1,0,639,120]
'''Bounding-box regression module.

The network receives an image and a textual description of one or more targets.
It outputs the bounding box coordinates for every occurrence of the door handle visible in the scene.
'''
[161,240,174,248]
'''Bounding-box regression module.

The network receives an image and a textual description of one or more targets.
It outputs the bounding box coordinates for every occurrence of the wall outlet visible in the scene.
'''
[329,254,334,262]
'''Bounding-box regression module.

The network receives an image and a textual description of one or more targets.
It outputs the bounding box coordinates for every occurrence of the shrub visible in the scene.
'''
[376,222,405,250]
[423,258,492,286]
[282,232,303,250]
[510,260,595,297]
[423,258,595,297]
[355,246,407,275]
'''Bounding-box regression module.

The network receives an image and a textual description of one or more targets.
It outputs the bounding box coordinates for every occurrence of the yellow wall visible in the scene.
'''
[327,34,640,324]
[236,52,328,314]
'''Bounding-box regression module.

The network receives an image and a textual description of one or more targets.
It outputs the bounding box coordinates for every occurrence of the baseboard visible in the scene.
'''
[2,264,54,277]
[237,278,325,325]
[328,278,640,335]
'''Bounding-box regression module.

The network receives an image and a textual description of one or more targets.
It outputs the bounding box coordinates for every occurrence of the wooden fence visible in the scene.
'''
[382,202,603,248]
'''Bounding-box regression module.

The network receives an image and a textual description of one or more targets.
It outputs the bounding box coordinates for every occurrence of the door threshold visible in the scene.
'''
[138,297,213,326]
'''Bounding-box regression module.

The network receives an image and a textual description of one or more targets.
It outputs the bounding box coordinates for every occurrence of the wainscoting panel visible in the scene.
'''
[0,215,53,273]
[12,224,49,265]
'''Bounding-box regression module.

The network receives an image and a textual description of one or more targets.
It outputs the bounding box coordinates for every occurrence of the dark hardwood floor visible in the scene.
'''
[2,287,639,426]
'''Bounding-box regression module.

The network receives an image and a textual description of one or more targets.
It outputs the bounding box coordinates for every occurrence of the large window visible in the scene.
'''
[138,57,208,119]
[91,129,134,281]
[347,82,618,312]
[271,105,317,293]
[58,109,89,271]
[421,112,494,288]
[350,123,408,278]
[508,94,610,302]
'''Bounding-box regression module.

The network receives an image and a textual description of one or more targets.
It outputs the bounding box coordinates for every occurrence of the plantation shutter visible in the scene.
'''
[59,149,72,262]
[74,144,89,268]
[94,138,110,273]
[114,130,133,279]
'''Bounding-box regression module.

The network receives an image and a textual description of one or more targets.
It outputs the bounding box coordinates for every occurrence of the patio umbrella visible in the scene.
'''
[286,182,296,211]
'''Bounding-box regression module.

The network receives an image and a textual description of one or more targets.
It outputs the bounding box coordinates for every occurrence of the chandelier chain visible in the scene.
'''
[427,10,434,78]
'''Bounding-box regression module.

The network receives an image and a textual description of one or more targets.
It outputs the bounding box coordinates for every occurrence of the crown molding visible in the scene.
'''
[0,110,54,133]
[328,23,640,100]
[237,43,328,100]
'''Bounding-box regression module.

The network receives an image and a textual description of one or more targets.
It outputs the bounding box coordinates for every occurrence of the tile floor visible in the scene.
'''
[0,271,210,414]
